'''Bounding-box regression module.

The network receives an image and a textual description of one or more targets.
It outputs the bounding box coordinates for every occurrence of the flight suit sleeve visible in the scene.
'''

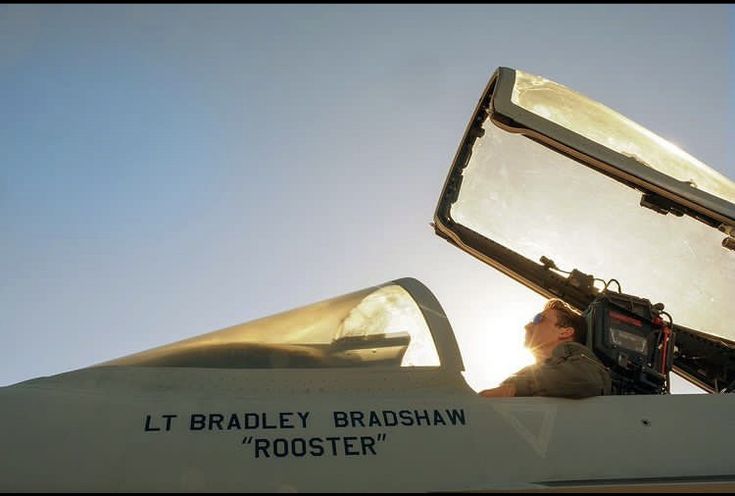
[502,345,611,399]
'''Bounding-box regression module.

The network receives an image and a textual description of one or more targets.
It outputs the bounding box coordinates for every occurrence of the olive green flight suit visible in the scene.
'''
[502,342,612,398]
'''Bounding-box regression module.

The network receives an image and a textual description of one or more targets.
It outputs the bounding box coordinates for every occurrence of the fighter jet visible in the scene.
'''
[1,67,734,492]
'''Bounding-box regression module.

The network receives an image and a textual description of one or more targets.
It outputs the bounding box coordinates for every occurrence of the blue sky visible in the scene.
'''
[1,5,732,390]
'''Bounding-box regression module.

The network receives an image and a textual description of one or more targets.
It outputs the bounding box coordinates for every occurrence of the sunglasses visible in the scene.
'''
[532,313,545,325]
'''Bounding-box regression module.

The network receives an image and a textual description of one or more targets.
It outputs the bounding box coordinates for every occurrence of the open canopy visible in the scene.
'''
[434,67,735,392]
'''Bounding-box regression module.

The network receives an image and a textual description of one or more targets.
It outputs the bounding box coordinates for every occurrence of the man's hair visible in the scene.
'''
[545,299,587,344]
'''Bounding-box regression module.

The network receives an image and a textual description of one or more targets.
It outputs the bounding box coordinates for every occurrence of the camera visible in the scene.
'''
[583,291,675,395]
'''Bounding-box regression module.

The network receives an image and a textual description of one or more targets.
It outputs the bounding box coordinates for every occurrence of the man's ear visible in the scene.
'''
[558,326,574,340]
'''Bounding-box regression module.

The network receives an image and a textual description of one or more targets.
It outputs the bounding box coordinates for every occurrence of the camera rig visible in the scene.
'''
[583,291,675,395]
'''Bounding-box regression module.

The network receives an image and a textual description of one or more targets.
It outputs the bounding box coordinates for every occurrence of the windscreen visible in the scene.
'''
[450,121,734,341]
[101,284,441,369]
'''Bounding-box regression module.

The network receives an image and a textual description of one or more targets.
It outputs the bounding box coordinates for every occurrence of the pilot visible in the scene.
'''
[480,299,611,399]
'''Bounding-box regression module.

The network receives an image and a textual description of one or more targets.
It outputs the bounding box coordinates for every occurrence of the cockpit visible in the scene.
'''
[100,67,735,397]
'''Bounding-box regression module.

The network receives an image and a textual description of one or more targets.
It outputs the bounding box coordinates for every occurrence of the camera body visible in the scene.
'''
[583,291,675,395]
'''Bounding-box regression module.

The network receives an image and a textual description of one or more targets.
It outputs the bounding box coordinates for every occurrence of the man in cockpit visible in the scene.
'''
[480,299,611,399]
